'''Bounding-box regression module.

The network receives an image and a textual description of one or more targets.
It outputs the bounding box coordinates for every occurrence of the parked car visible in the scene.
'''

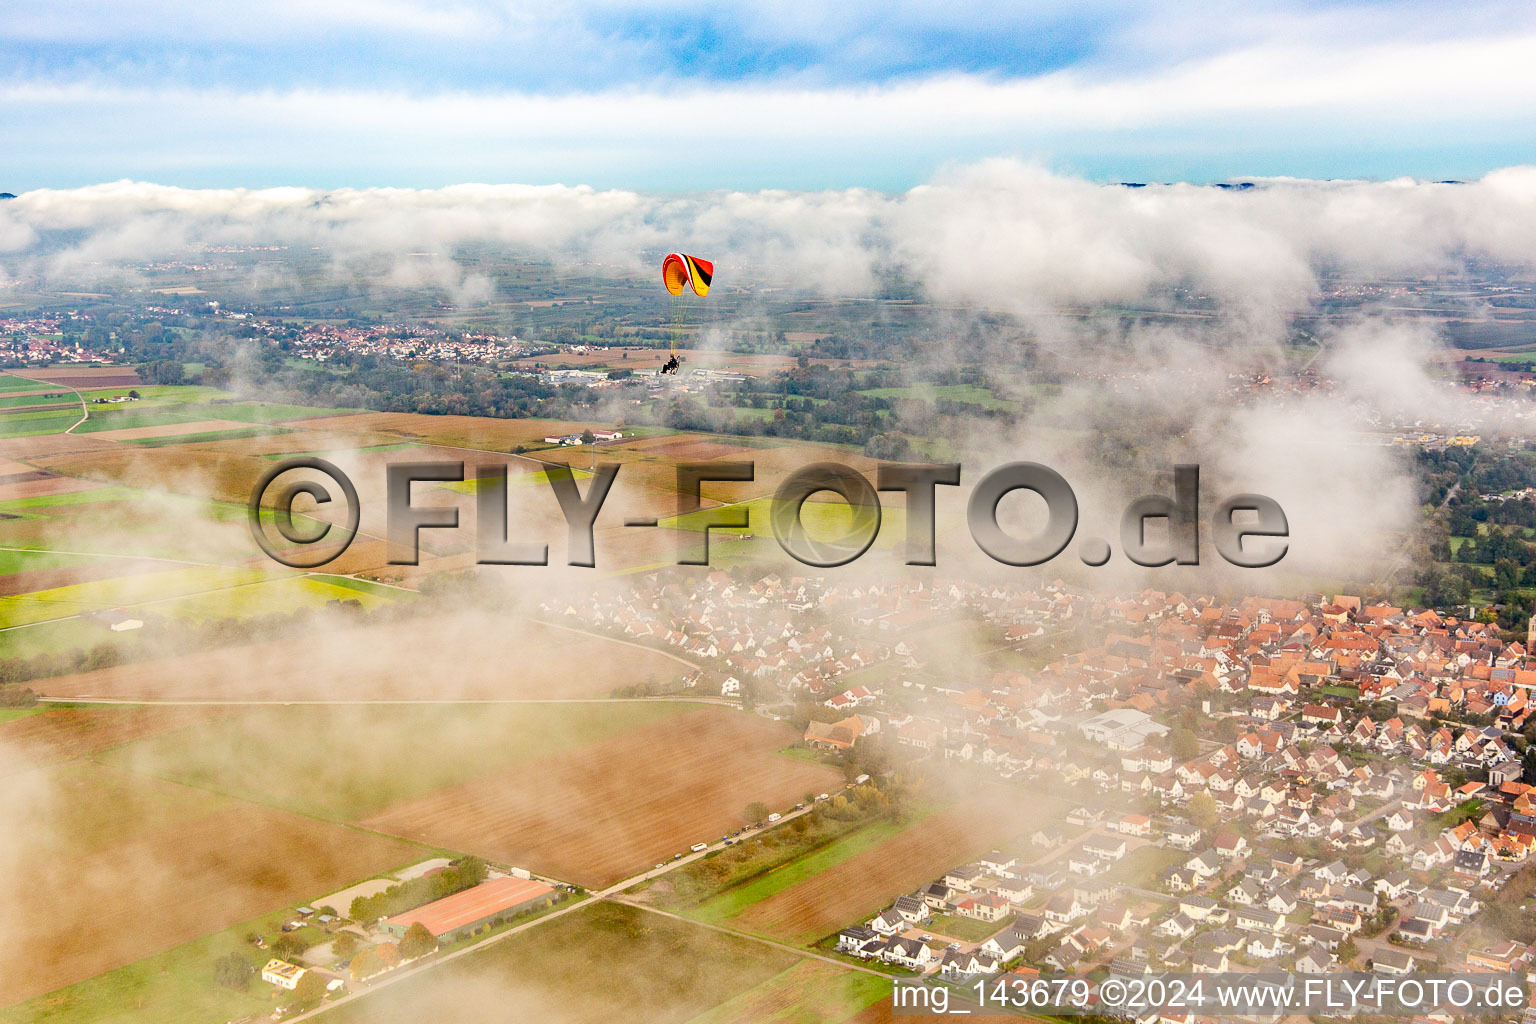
[690,842,709,853]
[767,813,782,822]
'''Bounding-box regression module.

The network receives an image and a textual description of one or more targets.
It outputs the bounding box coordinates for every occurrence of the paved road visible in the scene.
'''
[1,369,89,434]
[275,791,840,1021]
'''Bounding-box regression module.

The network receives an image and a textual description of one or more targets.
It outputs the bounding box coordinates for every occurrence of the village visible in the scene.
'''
[545,571,1536,1004]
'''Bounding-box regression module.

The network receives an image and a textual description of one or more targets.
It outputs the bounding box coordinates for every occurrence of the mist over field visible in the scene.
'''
[4,164,1536,1024]
[8,163,1535,590]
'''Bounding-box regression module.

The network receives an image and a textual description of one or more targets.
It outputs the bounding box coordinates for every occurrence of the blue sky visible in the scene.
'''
[2,0,1534,190]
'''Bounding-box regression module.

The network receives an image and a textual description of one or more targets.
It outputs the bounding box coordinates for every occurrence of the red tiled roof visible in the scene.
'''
[385,877,553,937]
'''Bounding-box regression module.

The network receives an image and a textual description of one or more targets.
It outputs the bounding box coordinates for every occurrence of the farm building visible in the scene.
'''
[261,959,307,990]
[380,877,555,943]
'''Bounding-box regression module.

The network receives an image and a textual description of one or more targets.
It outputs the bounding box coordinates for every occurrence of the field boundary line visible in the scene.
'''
[1,368,90,435]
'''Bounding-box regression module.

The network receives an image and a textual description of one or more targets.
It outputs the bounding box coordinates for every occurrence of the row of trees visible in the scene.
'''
[347,856,487,922]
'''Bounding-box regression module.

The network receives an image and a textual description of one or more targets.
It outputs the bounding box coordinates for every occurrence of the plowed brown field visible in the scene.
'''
[0,704,235,774]
[33,613,697,701]
[0,762,420,1004]
[361,707,841,887]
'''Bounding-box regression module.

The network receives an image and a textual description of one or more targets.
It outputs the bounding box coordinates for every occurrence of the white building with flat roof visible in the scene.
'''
[1078,708,1169,751]
[262,959,307,990]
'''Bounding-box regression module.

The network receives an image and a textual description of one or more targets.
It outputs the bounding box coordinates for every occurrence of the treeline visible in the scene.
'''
[0,598,394,685]
[1414,446,1536,633]
[348,857,488,922]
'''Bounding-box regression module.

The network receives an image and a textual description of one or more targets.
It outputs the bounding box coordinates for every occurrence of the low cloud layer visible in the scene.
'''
[5,163,1536,327]
[6,163,1536,590]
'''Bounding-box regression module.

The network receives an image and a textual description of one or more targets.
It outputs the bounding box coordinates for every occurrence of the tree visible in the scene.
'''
[375,941,401,969]
[745,801,771,822]
[1171,728,1200,760]
[271,933,305,962]
[399,922,437,959]
[293,970,328,1006]
[580,428,596,445]
[1187,793,1220,831]
[213,952,254,990]
[350,947,382,981]
[331,931,361,959]
[455,856,488,888]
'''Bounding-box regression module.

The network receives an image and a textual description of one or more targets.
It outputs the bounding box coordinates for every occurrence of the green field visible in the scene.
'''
[0,487,138,514]
[0,565,291,628]
[438,466,594,494]
[1102,845,1185,890]
[0,393,77,410]
[0,410,83,438]
[123,426,292,447]
[103,701,693,822]
[0,549,100,575]
[658,495,906,547]
[0,615,140,661]
[148,574,394,621]
[0,910,278,1024]
[0,374,48,392]
[690,818,913,925]
[857,383,1010,410]
[928,913,1009,943]
[0,706,48,723]
[73,398,355,434]
[319,902,800,1024]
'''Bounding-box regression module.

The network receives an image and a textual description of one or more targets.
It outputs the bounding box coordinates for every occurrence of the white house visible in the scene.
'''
[262,959,307,990]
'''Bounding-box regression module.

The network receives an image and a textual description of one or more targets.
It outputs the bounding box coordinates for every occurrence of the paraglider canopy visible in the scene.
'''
[662,253,713,297]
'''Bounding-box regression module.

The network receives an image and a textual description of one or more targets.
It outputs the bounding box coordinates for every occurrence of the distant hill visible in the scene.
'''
[0,193,15,200]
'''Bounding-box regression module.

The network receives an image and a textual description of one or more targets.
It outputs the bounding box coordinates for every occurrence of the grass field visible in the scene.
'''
[319,901,801,1024]
[0,565,291,628]
[0,548,99,575]
[148,573,396,620]
[0,908,304,1024]
[857,384,1010,410]
[0,375,48,392]
[690,817,915,925]
[927,913,1009,943]
[72,398,352,434]
[0,410,83,437]
[729,791,1062,946]
[1101,844,1185,890]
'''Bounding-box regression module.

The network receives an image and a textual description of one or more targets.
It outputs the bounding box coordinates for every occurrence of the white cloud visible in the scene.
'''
[3,21,1535,187]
